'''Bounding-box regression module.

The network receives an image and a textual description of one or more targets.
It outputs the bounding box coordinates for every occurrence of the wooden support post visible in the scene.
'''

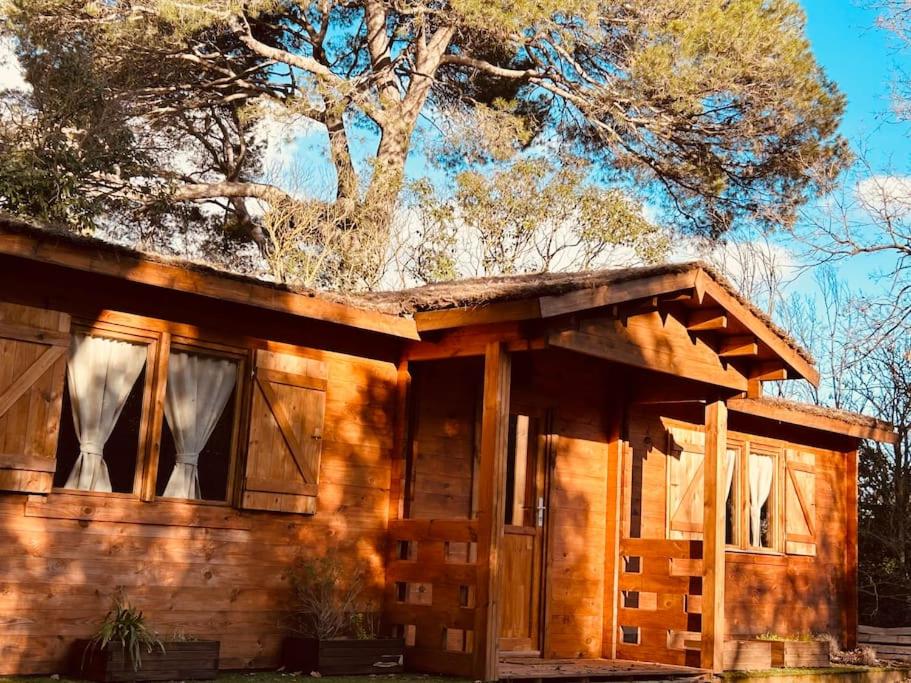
[389,359,412,522]
[701,399,727,673]
[845,448,859,649]
[473,342,511,681]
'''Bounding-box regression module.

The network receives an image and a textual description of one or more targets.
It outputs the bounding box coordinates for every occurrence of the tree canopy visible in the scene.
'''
[1,0,849,286]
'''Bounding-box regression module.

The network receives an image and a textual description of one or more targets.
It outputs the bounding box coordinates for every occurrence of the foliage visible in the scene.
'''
[1,0,848,271]
[84,597,165,672]
[404,156,670,282]
[288,555,377,640]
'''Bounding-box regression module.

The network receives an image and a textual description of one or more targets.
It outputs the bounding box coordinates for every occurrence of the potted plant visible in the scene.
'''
[71,597,220,681]
[282,556,404,674]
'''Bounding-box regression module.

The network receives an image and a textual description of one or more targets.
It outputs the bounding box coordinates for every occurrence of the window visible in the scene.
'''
[504,414,538,526]
[54,332,152,494]
[747,450,778,549]
[724,447,741,546]
[53,320,245,504]
[726,442,781,552]
[154,349,240,502]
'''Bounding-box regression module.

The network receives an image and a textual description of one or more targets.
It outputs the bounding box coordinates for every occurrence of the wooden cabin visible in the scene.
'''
[0,216,897,680]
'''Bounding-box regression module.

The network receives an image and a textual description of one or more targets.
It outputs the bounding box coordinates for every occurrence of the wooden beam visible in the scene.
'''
[687,309,728,332]
[698,274,820,386]
[749,362,788,382]
[473,342,511,681]
[0,228,420,340]
[702,399,727,673]
[404,323,547,361]
[548,326,748,392]
[538,271,698,318]
[718,335,759,358]
[389,359,412,521]
[414,299,542,332]
[728,397,898,444]
[746,378,762,399]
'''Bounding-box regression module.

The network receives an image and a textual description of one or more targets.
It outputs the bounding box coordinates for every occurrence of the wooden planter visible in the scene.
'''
[724,640,774,671]
[70,639,219,682]
[770,640,830,668]
[282,637,404,675]
[724,639,831,671]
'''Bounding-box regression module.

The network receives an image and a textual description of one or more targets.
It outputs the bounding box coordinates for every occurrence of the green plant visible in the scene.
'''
[83,598,165,672]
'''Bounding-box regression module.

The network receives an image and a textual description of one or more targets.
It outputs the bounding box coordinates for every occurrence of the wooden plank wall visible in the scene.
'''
[0,343,398,674]
[623,407,850,651]
[406,359,482,519]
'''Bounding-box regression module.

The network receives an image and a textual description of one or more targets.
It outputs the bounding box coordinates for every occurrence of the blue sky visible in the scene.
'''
[801,0,910,166]
[796,0,910,292]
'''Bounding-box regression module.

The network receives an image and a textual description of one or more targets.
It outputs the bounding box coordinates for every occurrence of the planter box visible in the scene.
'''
[770,640,830,668]
[70,639,219,682]
[282,637,404,675]
[724,639,831,671]
[726,640,774,671]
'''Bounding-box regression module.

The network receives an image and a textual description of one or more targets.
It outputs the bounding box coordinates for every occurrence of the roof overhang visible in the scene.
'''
[0,219,420,340]
[729,397,898,444]
[412,266,819,387]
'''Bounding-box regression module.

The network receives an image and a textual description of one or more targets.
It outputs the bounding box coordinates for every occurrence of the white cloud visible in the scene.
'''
[855,174,911,217]
[0,37,29,93]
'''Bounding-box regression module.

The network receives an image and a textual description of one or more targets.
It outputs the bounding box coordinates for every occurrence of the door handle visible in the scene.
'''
[536,496,546,527]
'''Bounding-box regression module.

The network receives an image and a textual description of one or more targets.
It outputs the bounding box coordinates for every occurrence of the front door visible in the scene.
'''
[498,413,547,653]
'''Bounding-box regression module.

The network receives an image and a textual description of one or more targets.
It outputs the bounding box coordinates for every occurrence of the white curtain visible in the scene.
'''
[64,334,147,492]
[162,351,236,500]
[724,449,737,503]
[748,453,775,546]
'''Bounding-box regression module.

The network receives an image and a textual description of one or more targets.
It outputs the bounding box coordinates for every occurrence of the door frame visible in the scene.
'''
[498,409,555,656]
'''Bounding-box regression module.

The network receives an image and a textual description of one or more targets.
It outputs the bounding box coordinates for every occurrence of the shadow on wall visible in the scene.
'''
[626,404,848,650]
[0,287,400,675]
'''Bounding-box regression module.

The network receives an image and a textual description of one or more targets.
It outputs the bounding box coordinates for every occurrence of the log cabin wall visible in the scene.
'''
[623,406,852,654]
[0,270,400,675]
[406,358,483,519]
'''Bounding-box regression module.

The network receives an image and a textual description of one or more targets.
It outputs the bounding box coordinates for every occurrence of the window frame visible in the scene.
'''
[724,441,744,550]
[728,440,784,555]
[151,338,247,506]
[52,320,161,498]
[52,313,249,508]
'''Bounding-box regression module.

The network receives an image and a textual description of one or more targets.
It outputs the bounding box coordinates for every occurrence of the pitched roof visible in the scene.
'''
[359,263,814,366]
[0,213,896,442]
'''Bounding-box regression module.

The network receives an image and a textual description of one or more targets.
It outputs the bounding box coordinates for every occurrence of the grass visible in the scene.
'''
[722,666,904,679]
[1,675,469,683]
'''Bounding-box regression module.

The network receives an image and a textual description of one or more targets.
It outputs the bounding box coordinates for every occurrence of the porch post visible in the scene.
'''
[701,399,727,673]
[473,342,511,681]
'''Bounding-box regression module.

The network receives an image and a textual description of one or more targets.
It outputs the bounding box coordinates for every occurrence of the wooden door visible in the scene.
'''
[499,414,546,653]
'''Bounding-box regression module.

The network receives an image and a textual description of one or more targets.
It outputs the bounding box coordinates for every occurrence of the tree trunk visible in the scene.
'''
[364,122,411,229]
[326,112,358,202]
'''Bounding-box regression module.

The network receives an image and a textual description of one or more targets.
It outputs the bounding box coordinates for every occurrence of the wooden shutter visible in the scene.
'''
[240,349,327,514]
[0,302,70,494]
[784,449,816,556]
[667,426,705,539]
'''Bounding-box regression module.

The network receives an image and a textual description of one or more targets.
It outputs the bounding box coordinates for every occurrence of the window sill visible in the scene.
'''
[725,547,788,564]
[27,490,252,530]
[155,495,230,507]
